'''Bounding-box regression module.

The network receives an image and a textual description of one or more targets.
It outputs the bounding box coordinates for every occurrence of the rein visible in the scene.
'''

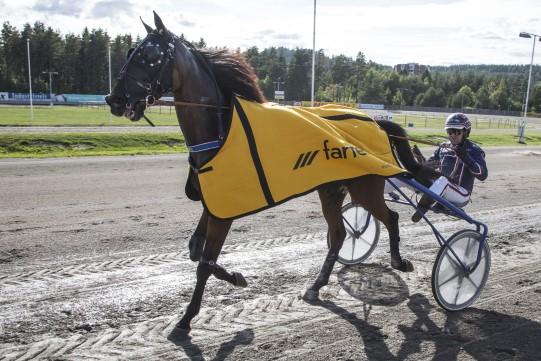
[174,101,230,110]
[389,134,444,147]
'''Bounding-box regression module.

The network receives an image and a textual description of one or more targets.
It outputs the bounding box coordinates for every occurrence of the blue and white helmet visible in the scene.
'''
[445,113,471,137]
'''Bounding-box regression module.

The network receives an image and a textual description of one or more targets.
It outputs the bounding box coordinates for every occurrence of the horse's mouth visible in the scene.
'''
[124,102,146,122]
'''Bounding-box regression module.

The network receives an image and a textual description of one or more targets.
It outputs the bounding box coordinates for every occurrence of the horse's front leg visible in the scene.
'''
[188,209,208,262]
[176,215,246,332]
[304,185,347,301]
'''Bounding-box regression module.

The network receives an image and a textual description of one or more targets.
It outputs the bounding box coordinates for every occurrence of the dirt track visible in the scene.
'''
[1,147,540,360]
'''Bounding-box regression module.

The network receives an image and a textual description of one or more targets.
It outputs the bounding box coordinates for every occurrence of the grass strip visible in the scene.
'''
[0,105,178,126]
[0,132,186,158]
[0,131,540,159]
[408,130,541,147]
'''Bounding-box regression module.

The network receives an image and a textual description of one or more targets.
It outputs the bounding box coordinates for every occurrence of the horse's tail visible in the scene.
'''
[376,120,439,186]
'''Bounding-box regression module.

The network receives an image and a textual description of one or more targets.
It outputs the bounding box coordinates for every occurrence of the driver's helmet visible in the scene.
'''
[445,113,471,137]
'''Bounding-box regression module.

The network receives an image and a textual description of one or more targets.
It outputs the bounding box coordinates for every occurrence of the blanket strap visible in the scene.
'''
[188,140,223,153]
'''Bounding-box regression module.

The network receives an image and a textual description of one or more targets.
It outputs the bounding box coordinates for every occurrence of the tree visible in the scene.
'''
[2,22,26,91]
[349,51,368,102]
[392,89,405,105]
[529,83,541,113]
[449,85,475,109]
[419,87,446,107]
[359,68,385,103]
[58,34,80,93]
[489,79,509,110]
[284,48,311,101]
[474,85,491,109]
[331,54,351,85]
[195,37,206,49]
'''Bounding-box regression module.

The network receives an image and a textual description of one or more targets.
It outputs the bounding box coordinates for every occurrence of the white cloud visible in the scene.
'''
[32,0,83,17]
[91,1,136,19]
[2,0,541,66]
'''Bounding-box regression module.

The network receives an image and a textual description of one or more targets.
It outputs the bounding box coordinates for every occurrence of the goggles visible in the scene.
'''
[447,128,464,135]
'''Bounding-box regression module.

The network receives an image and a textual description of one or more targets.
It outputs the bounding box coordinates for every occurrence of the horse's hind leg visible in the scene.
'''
[304,184,347,301]
[176,215,246,331]
[347,175,413,272]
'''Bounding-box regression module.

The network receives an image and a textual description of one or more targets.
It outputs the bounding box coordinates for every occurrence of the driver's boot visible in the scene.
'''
[411,193,435,223]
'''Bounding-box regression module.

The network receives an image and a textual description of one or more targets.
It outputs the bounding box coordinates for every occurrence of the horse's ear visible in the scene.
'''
[140,17,153,34]
[153,11,167,36]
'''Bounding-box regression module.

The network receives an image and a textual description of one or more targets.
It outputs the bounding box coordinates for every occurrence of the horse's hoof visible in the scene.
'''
[167,324,191,342]
[391,258,414,272]
[174,321,191,333]
[233,272,248,288]
[303,289,319,303]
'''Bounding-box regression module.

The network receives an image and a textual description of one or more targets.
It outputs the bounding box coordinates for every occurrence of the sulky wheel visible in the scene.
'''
[328,203,380,265]
[432,229,491,311]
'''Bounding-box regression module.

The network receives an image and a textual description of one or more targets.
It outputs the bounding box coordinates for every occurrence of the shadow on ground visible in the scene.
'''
[327,263,541,360]
[168,327,254,361]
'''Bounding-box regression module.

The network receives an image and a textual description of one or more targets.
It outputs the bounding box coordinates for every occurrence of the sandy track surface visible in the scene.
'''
[1,147,540,360]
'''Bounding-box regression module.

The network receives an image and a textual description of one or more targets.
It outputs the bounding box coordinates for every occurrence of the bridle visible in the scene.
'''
[120,31,229,152]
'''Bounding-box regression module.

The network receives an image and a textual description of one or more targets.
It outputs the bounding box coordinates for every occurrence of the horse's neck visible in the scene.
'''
[172,49,228,168]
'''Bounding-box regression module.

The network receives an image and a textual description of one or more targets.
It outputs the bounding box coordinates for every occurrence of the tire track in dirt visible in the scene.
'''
[2,258,539,361]
[0,232,325,286]
[1,202,539,360]
[1,202,538,288]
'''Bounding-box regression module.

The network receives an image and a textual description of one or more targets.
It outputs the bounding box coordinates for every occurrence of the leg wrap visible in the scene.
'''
[200,259,247,287]
[196,260,215,280]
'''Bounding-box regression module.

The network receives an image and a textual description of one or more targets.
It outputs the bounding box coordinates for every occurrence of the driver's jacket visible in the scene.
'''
[429,139,487,194]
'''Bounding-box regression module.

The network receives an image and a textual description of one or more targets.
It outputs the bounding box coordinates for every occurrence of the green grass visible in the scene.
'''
[0,105,524,129]
[0,132,186,158]
[0,105,179,126]
[408,130,541,147]
[391,114,518,129]
[1,130,539,159]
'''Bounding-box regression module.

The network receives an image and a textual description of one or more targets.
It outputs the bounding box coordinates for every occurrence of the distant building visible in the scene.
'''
[394,63,430,75]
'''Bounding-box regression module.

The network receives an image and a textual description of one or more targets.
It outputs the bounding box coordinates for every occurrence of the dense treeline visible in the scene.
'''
[2,21,541,112]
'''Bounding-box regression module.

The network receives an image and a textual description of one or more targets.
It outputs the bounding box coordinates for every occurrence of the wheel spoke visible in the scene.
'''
[438,272,460,288]
[464,275,480,289]
[453,277,464,305]
[350,238,356,259]
[345,227,356,238]
[343,216,356,234]
[443,252,462,272]
[359,236,372,247]
[465,237,474,259]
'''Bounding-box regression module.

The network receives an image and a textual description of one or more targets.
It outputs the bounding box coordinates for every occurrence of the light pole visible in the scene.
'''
[273,78,284,91]
[273,78,285,102]
[108,42,112,122]
[518,31,541,143]
[42,71,58,106]
[26,38,34,122]
[311,0,316,106]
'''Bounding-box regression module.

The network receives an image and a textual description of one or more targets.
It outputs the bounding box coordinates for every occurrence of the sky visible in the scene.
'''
[3,0,541,66]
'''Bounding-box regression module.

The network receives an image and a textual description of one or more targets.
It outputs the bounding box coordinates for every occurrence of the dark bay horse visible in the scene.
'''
[106,12,438,332]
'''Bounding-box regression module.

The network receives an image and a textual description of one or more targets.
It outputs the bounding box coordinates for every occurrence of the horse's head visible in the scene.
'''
[106,11,175,122]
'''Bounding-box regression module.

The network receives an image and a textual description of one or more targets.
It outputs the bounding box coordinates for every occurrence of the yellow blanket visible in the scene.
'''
[196,96,405,219]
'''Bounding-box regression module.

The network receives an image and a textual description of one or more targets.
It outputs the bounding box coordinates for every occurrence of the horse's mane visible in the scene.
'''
[199,49,266,104]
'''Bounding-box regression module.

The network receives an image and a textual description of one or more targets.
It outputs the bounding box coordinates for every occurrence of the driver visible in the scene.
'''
[411,113,488,222]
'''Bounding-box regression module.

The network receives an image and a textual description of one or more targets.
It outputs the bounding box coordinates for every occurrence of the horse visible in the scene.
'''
[105,12,439,332]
